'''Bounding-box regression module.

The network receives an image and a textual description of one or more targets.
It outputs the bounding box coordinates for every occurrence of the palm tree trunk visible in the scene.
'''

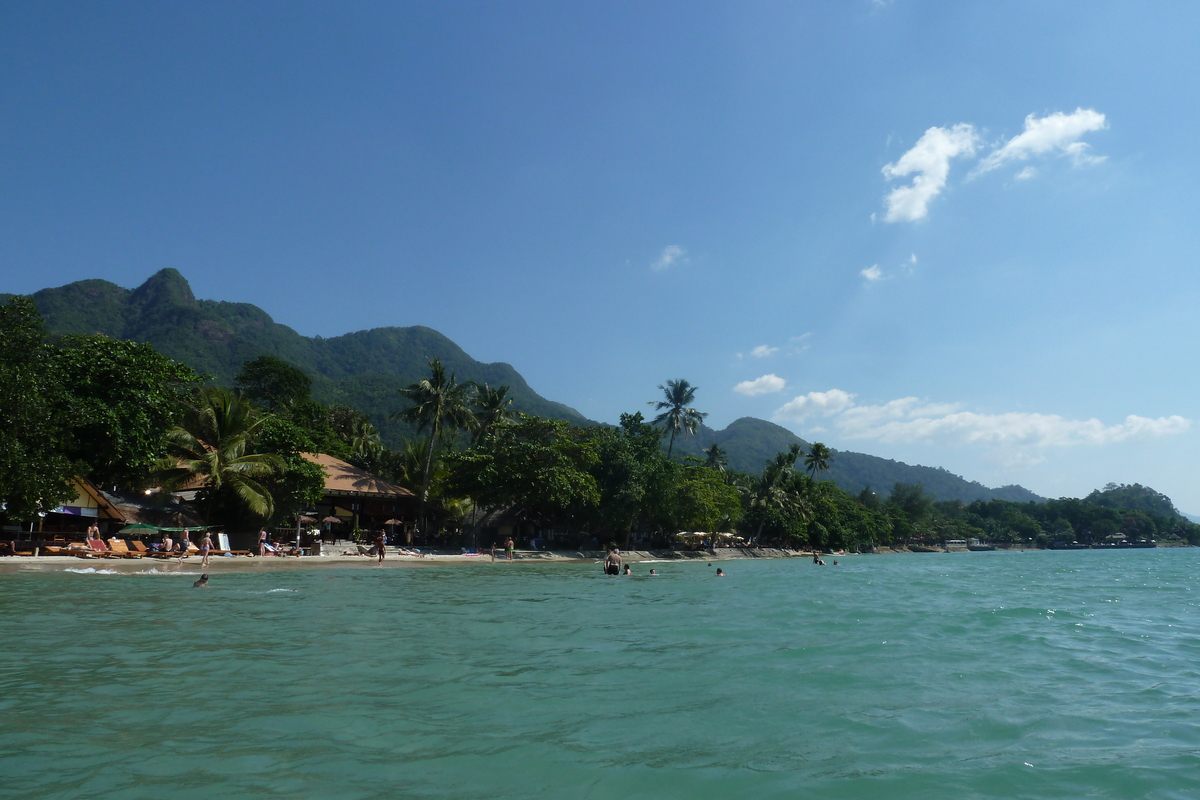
[666,429,676,459]
[419,419,439,527]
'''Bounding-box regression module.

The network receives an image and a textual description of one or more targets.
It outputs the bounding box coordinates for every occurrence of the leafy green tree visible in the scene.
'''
[0,297,75,520]
[586,412,667,547]
[58,335,201,487]
[650,378,707,458]
[804,442,833,480]
[393,359,478,521]
[447,414,599,529]
[668,464,743,533]
[255,415,328,529]
[236,355,312,412]
[157,387,284,523]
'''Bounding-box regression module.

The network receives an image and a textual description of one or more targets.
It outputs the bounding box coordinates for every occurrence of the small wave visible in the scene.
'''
[137,567,203,576]
[268,588,298,593]
[63,567,119,575]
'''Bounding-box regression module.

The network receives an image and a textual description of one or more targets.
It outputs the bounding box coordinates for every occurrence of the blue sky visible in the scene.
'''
[3,2,1199,510]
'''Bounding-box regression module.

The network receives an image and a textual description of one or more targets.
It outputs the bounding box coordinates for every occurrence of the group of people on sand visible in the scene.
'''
[153,527,215,568]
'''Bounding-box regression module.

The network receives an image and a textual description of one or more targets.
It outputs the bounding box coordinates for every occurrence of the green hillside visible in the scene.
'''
[17,269,590,445]
[12,269,1041,504]
[673,417,1042,504]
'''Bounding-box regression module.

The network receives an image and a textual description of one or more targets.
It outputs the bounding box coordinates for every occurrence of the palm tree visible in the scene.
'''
[649,379,708,459]
[703,442,727,472]
[804,442,833,479]
[472,383,515,445]
[393,359,477,521]
[157,387,284,521]
[749,444,808,543]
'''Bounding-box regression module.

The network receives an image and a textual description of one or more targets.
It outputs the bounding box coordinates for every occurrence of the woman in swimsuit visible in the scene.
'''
[199,532,213,567]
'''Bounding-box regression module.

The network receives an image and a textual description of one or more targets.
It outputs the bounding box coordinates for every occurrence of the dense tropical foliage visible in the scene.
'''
[3,294,1199,549]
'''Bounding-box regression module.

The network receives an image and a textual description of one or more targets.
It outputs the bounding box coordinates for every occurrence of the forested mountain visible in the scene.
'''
[12,269,1040,504]
[671,417,1042,504]
[12,269,590,445]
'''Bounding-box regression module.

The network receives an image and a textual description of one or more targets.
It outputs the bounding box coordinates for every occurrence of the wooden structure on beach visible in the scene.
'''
[300,453,417,540]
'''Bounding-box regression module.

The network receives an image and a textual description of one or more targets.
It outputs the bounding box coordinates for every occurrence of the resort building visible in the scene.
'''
[300,452,417,541]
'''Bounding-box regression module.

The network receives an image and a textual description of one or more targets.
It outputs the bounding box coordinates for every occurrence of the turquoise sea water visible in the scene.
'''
[3,550,1200,799]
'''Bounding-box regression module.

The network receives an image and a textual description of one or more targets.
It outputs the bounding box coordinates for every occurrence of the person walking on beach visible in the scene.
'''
[199,531,213,567]
[375,531,386,564]
[258,527,269,557]
[505,536,514,562]
[604,546,622,576]
[490,542,497,562]
[177,527,191,564]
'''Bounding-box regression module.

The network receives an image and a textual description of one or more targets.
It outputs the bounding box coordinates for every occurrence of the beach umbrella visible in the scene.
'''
[384,518,403,526]
[322,516,341,524]
[297,515,317,524]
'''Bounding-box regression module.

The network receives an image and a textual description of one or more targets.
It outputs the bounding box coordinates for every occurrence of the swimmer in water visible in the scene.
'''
[623,564,632,575]
[649,569,657,575]
[716,568,725,577]
[193,574,209,588]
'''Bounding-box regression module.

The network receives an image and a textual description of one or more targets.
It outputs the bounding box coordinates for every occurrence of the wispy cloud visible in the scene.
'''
[881,109,1108,221]
[750,344,778,358]
[861,265,883,282]
[652,245,688,271]
[973,108,1108,177]
[734,374,787,396]
[773,390,1190,455]
[881,124,979,222]
[773,389,856,421]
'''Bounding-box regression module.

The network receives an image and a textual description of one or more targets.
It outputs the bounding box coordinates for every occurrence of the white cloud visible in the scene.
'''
[1015,166,1038,181]
[652,245,687,271]
[881,123,979,222]
[973,108,1107,176]
[772,389,856,422]
[750,345,778,358]
[734,374,787,396]
[772,390,1191,452]
[861,264,883,282]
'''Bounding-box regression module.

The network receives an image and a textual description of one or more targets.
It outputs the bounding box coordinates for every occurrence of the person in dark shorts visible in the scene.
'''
[375,532,386,564]
[604,547,621,575]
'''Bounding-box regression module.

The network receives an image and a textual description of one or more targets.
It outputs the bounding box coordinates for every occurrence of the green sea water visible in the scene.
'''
[3,550,1199,799]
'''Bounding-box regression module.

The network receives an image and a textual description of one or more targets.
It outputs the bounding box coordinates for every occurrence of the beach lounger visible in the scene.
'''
[78,539,122,558]
[106,539,144,558]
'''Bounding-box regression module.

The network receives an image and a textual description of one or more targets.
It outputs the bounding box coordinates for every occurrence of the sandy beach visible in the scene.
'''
[0,546,809,575]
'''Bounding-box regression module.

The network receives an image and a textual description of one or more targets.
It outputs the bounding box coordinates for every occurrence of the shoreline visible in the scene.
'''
[2,543,1188,575]
[0,547,810,575]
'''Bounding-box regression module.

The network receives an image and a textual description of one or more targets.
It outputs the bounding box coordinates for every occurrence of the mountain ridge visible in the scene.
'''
[10,269,1042,504]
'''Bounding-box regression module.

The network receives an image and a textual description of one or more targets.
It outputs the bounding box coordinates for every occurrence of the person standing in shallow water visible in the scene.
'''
[604,546,622,575]
[258,527,269,557]
[375,531,386,565]
[505,537,514,562]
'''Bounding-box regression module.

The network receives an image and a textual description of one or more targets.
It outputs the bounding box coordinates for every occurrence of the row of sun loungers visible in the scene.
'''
[36,538,252,559]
